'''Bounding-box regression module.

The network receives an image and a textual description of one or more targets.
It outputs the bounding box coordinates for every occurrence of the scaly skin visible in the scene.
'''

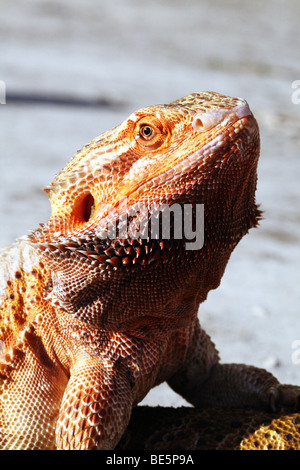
[0,92,299,450]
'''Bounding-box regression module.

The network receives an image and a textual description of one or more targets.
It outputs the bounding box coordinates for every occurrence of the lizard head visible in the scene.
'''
[29,92,261,324]
[31,91,260,270]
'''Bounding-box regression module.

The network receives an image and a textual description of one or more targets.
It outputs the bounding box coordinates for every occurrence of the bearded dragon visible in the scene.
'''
[0,92,299,450]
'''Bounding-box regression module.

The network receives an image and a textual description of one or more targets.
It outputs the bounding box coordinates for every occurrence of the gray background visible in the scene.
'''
[1,0,300,406]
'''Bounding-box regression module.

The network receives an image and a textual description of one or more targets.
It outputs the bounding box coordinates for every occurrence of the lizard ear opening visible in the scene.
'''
[82,193,95,222]
[72,192,95,223]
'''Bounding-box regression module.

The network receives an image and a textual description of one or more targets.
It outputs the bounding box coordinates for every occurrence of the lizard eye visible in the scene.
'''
[135,116,167,150]
[139,124,156,141]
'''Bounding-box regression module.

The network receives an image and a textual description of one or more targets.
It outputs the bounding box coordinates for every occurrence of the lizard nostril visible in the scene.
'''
[72,192,95,223]
[193,117,204,130]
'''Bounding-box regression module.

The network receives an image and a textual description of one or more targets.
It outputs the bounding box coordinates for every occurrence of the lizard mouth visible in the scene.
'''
[123,108,258,204]
[100,105,257,218]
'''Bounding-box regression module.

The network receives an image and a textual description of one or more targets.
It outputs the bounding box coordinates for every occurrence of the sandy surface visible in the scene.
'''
[1,0,300,407]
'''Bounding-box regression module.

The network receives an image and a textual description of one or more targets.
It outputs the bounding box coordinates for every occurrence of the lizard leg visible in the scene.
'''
[170,362,300,410]
[56,352,134,450]
[168,321,300,411]
[0,328,68,450]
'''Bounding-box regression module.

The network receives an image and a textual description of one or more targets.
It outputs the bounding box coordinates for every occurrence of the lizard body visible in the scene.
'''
[0,92,299,449]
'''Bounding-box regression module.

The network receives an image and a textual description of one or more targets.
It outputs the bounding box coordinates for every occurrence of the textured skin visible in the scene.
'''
[117,406,300,450]
[0,92,299,450]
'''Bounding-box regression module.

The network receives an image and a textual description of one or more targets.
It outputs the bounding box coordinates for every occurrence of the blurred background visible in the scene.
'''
[1,0,300,406]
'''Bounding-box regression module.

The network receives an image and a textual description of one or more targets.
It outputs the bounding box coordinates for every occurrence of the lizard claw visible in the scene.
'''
[268,384,300,412]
